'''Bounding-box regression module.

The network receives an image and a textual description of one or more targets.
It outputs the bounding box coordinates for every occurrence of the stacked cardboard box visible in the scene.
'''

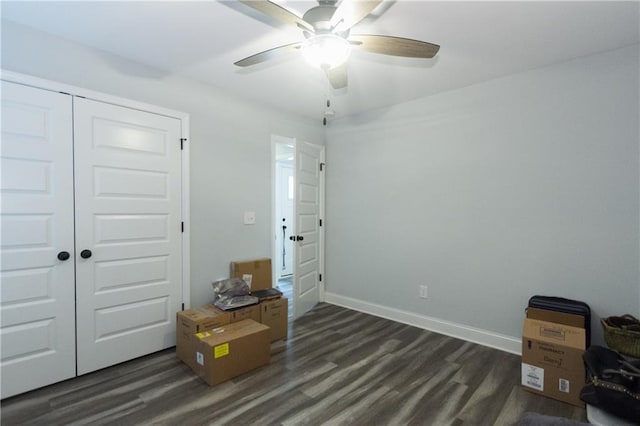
[176,307,272,385]
[230,257,288,341]
[230,258,272,291]
[176,258,288,386]
[229,303,261,323]
[260,297,288,342]
[221,297,288,342]
[176,304,231,370]
[521,309,587,407]
[194,319,270,386]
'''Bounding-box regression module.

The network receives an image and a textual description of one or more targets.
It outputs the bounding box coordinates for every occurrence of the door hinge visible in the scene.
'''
[319,273,322,282]
[319,219,323,227]
[181,222,184,232]
[180,138,187,150]
[320,162,325,172]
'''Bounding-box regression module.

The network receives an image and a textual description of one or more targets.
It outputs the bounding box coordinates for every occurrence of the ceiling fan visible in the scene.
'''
[234,0,440,89]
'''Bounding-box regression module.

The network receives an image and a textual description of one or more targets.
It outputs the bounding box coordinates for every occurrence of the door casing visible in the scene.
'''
[275,161,294,278]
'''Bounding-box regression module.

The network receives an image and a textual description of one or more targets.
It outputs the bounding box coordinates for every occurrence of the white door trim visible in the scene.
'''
[275,161,294,278]
[318,146,325,303]
[0,69,191,309]
[270,135,295,288]
[180,116,191,309]
[0,70,187,120]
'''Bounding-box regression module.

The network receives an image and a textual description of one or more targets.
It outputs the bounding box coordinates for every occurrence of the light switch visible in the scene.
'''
[244,211,256,225]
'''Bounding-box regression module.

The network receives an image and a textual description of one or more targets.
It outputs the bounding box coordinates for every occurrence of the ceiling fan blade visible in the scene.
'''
[349,34,440,58]
[234,42,302,67]
[330,0,382,33]
[326,63,348,89]
[238,0,314,32]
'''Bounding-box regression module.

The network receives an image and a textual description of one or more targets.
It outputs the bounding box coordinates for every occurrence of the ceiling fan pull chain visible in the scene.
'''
[323,78,330,126]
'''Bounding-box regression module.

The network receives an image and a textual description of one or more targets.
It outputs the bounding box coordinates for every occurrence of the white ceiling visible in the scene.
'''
[2,1,639,121]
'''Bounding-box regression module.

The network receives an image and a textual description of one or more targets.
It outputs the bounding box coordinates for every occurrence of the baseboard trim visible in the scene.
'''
[324,292,522,355]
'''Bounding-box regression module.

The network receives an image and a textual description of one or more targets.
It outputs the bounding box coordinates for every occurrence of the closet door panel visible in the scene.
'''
[0,81,76,398]
[73,98,182,375]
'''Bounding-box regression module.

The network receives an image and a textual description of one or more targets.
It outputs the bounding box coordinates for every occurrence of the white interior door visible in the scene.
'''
[293,142,324,318]
[74,98,182,374]
[0,81,76,398]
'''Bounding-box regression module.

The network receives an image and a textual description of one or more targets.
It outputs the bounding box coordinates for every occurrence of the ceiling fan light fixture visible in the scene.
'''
[301,34,351,69]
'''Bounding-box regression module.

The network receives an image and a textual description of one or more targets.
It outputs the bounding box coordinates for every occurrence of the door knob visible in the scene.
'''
[57,251,70,261]
[296,235,304,241]
[80,249,92,259]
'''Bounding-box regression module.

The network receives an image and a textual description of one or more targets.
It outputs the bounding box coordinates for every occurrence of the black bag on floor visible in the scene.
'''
[580,345,640,423]
[528,295,591,347]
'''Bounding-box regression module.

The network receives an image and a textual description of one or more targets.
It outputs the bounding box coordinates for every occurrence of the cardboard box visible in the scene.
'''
[176,305,231,371]
[195,319,270,386]
[527,307,585,329]
[261,297,288,342]
[230,258,272,291]
[521,318,586,407]
[228,303,261,323]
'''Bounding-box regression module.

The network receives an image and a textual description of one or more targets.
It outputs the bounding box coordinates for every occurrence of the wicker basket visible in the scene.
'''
[601,314,640,358]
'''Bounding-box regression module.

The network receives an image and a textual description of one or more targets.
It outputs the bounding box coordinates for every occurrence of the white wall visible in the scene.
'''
[4,19,639,353]
[325,45,639,350]
[1,21,325,307]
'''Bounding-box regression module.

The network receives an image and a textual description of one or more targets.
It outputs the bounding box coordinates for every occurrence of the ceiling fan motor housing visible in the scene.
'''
[303,5,338,33]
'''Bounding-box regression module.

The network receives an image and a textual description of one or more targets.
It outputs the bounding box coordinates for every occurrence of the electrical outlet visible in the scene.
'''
[419,285,428,299]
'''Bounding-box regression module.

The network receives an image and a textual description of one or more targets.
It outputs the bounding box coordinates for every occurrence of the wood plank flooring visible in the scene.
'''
[1,303,587,425]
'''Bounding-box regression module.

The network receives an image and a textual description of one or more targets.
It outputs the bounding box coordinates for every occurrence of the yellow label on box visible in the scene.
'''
[214,343,229,358]
[196,331,211,339]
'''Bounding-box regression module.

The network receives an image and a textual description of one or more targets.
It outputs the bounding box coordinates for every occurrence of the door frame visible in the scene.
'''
[275,160,294,278]
[0,69,192,309]
[270,135,326,312]
[318,144,326,303]
[271,135,296,301]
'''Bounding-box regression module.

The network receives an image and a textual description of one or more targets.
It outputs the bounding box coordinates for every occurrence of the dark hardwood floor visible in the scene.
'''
[1,303,586,425]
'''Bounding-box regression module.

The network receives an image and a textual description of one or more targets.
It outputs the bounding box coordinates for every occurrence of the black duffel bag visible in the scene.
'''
[580,345,640,423]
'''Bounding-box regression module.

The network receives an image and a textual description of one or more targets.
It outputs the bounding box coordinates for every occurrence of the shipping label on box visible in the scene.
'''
[521,318,586,407]
[261,297,288,342]
[176,305,231,371]
[230,258,272,291]
[195,319,271,386]
[522,362,544,391]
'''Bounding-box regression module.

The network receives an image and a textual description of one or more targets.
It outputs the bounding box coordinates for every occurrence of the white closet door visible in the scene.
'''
[73,98,182,374]
[0,81,76,398]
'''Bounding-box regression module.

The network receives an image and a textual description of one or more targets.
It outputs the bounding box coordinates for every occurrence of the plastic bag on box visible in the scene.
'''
[211,277,250,302]
[214,295,259,311]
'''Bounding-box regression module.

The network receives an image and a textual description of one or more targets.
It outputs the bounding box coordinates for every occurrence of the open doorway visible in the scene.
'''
[273,136,295,318]
[272,135,325,320]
